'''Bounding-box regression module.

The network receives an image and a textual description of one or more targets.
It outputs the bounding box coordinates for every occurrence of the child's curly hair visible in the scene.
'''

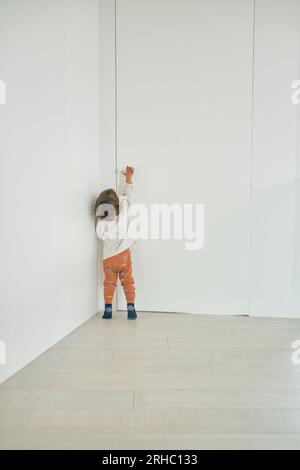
[94,188,120,221]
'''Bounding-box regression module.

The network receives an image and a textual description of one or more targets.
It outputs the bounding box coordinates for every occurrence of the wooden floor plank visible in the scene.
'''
[0,311,300,449]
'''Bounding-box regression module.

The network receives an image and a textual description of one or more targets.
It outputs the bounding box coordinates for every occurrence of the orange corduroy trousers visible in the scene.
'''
[103,249,135,304]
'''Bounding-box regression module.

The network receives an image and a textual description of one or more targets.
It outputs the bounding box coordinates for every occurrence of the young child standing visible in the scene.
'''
[94,166,137,320]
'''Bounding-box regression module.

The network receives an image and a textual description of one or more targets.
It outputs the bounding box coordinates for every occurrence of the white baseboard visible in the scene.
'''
[250,312,300,319]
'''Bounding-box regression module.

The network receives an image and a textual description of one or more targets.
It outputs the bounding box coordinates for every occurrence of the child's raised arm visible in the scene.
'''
[122,166,134,204]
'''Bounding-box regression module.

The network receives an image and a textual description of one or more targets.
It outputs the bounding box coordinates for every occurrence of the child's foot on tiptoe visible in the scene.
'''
[102,304,112,319]
[127,303,137,320]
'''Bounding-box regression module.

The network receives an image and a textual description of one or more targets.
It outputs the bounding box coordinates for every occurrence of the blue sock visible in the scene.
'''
[102,303,112,319]
[127,303,137,320]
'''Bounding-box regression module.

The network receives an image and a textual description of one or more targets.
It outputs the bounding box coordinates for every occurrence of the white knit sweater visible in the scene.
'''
[96,183,135,260]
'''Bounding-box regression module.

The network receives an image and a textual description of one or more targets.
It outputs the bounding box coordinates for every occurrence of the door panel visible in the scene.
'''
[116,0,254,314]
[250,0,300,317]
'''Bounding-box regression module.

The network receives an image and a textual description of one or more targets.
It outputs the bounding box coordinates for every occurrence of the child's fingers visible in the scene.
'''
[123,166,134,174]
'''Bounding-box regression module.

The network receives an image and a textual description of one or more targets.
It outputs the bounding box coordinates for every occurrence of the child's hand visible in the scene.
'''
[123,166,134,184]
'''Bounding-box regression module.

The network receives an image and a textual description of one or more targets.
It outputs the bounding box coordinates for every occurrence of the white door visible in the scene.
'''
[116,0,254,314]
[250,0,300,318]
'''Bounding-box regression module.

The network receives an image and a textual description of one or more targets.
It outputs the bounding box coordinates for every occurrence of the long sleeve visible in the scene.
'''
[122,182,133,205]
[96,219,107,240]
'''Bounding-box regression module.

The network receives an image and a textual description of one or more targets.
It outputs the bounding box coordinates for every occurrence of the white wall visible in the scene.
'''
[99,0,300,318]
[0,0,100,383]
[250,0,300,317]
[98,0,117,308]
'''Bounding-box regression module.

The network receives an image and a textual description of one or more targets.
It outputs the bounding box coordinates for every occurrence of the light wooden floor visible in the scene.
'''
[1,311,300,449]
